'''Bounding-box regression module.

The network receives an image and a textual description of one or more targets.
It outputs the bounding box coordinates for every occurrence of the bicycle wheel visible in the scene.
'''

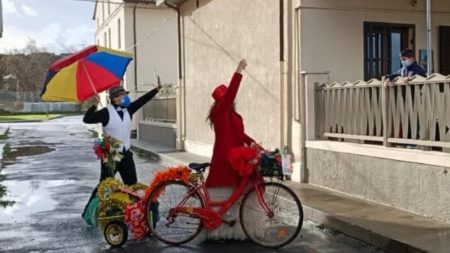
[146,180,204,245]
[240,182,303,248]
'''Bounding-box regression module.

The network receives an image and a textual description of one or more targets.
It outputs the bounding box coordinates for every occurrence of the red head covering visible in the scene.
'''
[212,84,227,101]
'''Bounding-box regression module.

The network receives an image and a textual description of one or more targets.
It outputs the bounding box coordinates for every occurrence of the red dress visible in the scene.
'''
[206,72,254,187]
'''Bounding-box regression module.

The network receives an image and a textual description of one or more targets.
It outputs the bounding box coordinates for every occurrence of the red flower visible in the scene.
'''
[105,143,111,151]
[94,146,105,159]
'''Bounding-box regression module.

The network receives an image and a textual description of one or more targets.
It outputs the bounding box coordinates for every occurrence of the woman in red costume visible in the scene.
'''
[205,59,260,240]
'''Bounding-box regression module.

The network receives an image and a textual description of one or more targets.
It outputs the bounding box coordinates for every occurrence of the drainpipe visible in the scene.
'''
[279,0,286,151]
[426,0,432,75]
[279,0,284,62]
[164,0,185,150]
[165,1,183,80]
[133,4,138,91]
[0,0,3,38]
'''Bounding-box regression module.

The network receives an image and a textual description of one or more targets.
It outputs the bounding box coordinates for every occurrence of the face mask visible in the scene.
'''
[120,95,131,107]
[401,59,412,68]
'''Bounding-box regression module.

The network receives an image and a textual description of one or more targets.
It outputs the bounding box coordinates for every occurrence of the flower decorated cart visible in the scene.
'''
[87,135,150,246]
[95,178,148,246]
[99,166,191,247]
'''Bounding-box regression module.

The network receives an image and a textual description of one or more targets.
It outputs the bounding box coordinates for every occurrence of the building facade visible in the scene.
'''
[168,0,450,223]
[94,0,450,223]
[93,0,178,144]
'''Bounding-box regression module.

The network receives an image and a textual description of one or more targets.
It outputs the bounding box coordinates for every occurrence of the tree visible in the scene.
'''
[0,40,65,94]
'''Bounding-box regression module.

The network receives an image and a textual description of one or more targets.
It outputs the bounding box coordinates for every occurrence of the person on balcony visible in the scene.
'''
[384,49,426,86]
[81,81,161,223]
[205,59,261,240]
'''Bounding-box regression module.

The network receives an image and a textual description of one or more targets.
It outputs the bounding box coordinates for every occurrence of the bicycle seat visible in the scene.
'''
[188,162,210,172]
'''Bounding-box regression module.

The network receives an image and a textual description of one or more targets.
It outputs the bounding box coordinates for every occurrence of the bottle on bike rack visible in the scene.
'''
[281,145,292,179]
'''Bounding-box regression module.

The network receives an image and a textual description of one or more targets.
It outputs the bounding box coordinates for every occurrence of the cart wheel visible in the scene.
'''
[104,221,128,247]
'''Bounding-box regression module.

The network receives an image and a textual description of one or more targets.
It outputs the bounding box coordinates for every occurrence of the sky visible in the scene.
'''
[1,0,96,54]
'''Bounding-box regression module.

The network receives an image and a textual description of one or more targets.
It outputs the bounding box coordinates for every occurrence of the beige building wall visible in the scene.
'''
[179,0,282,156]
[123,6,178,92]
[94,2,178,131]
[298,0,450,83]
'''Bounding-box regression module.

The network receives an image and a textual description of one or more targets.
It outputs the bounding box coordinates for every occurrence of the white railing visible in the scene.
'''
[316,73,450,149]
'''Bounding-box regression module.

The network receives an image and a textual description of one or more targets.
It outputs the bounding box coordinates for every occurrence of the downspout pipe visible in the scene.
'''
[0,0,3,38]
[279,0,285,150]
[426,0,432,75]
[133,4,138,91]
[164,1,182,79]
[280,0,284,61]
[164,0,185,150]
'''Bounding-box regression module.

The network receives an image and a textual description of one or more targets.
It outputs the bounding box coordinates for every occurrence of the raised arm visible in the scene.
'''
[83,95,109,126]
[127,77,162,115]
[222,59,247,107]
[83,105,109,126]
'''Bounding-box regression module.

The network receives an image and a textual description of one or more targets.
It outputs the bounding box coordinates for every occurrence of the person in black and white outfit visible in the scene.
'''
[81,81,161,219]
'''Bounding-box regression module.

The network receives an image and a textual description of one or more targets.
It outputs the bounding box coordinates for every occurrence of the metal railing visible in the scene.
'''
[316,73,450,149]
[142,96,176,123]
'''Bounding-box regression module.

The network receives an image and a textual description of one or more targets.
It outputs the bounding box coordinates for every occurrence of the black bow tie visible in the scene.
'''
[116,108,124,120]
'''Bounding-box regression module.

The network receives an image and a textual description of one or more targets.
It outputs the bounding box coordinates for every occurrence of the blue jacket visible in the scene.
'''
[388,62,426,80]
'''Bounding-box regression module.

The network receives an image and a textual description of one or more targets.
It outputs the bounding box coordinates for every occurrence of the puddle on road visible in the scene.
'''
[5,145,55,162]
[0,179,76,223]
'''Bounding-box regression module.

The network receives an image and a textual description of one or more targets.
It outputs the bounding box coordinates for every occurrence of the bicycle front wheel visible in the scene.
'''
[146,180,204,245]
[240,182,303,248]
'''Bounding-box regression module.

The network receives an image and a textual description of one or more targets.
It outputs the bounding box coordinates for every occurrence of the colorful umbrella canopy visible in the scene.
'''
[41,45,133,102]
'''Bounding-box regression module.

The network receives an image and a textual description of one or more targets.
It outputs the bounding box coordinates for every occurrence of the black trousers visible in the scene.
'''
[82,150,137,217]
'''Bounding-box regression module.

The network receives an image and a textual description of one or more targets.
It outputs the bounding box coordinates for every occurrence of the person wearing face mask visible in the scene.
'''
[81,80,161,222]
[384,49,426,86]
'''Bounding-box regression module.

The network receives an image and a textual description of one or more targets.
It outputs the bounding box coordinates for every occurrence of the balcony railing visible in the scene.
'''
[316,73,450,150]
[142,96,176,123]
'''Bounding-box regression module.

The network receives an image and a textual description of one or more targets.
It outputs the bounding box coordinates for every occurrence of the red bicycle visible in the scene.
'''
[145,154,303,248]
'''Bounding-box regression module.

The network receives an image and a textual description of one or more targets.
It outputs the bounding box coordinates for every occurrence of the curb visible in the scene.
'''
[300,205,425,253]
[130,145,183,166]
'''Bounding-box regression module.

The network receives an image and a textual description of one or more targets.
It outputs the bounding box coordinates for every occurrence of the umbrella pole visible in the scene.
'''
[81,61,104,107]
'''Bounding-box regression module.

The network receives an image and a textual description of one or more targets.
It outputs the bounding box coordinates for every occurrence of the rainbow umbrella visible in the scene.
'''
[41,45,133,102]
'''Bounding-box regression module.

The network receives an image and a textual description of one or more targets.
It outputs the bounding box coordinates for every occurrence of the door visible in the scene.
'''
[364,22,415,80]
[439,26,450,75]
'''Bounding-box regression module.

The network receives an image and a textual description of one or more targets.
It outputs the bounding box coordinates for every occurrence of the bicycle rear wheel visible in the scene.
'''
[240,182,303,248]
[146,180,203,245]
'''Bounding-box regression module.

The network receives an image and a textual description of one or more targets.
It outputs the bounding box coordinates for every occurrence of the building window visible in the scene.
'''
[104,32,107,47]
[118,19,121,49]
[107,0,111,15]
[364,22,415,80]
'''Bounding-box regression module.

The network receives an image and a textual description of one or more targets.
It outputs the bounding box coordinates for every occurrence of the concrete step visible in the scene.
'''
[131,140,450,253]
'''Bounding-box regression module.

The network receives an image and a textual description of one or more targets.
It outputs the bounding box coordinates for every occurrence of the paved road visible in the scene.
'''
[0,116,384,253]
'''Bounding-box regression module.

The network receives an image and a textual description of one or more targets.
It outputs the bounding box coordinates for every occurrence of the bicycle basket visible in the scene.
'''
[258,151,284,179]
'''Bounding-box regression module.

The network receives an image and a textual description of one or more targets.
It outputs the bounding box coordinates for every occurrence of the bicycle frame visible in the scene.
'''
[172,173,273,230]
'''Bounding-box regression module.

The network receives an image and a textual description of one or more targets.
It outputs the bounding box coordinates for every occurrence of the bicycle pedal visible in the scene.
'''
[222,219,236,227]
